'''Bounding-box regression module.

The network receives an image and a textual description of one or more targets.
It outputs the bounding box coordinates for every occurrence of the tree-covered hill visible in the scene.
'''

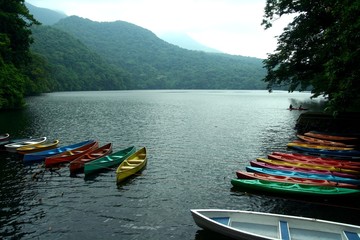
[30,26,129,91]
[53,16,266,90]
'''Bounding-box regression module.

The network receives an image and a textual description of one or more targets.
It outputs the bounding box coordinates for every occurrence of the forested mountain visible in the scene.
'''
[51,16,266,89]
[30,26,129,91]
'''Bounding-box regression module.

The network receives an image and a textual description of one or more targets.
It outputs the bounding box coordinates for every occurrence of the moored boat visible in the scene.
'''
[116,147,147,183]
[231,178,360,197]
[246,166,360,185]
[304,131,358,141]
[236,171,358,189]
[297,134,355,148]
[45,141,99,167]
[69,143,112,175]
[271,151,360,164]
[17,140,60,154]
[250,160,359,179]
[84,146,136,176]
[268,154,360,171]
[256,158,360,175]
[23,140,96,162]
[287,144,360,158]
[5,137,47,152]
[0,133,10,141]
[287,141,354,151]
[191,209,360,240]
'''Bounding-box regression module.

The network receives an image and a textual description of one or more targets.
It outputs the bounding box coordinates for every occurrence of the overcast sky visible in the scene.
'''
[26,0,291,59]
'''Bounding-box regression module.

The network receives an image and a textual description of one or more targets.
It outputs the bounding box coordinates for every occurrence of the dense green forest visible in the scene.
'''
[30,26,129,91]
[50,16,266,90]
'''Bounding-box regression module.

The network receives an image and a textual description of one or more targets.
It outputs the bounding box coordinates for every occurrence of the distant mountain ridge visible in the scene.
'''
[158,32,222,53]
[28,4,267,91]
[26,2,67,25]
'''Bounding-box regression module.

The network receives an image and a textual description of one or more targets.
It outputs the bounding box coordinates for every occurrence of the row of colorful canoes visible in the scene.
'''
[231,131,360,198]
[0,133,147,184]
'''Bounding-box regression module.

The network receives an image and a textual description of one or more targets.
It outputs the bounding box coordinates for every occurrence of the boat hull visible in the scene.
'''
[69,143,112,175]
[231,179,360,197]
[17,140,60,154]
[84,146,136,175]
[45,141,98,167]
[250,160,359,179]
[191,209,360,240]
[23,140,96,162]
[5,137,47,152]
[257,158,360,175]
[236,171,358,189]
[116,147,147,183]
[287,144,360,158]
[246,166,360,185]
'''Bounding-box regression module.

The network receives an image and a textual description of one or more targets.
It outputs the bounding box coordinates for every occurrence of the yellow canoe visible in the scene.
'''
[17,140,60,154]
[257,158,360,175]
[116,147,147,183]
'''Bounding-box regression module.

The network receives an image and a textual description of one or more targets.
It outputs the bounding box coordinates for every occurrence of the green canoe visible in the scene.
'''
[84,146,136,175]
[231,178,360,197]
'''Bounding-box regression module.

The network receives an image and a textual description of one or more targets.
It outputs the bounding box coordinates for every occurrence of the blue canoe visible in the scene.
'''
[246,166,360,186]
[288,144,360,158]
[23,140,96,162]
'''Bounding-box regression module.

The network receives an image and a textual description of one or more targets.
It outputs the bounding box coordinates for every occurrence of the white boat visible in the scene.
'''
[191,209,360,240]
[5,137,47,152]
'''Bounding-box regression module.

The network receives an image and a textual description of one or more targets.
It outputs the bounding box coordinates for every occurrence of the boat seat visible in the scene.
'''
[127,160,143,164]
[279,220,291,240]
[211,217,230,226]
[120,166,133,170]
[344,231,360,240]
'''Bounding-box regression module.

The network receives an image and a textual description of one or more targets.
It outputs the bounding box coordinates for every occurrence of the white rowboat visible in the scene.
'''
[191,209,360,240]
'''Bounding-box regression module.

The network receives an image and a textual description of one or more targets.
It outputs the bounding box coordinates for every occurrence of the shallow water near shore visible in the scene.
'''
[1,90,359,239]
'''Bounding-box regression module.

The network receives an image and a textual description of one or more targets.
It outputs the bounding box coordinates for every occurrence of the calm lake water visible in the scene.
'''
[0,90,359,239]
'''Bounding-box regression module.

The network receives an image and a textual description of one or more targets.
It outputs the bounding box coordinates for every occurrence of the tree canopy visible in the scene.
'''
[0,0,39,109]
[262,0,360,114]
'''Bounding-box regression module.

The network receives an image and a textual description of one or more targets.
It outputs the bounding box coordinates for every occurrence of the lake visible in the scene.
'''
[0,90,359,239]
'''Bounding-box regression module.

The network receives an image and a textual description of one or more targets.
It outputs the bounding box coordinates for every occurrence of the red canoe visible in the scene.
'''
[304,132,358,142]
[236,171,358,189]
[250,160,360,179]
[271,152,360,165]
[268,154,360,171]
[69,143,112,175]
[297,134,355,148]
[45,141,99,168]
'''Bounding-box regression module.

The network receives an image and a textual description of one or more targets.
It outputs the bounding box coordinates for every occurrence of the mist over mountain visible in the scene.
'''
[26,2,67,25]
[158,32,222,53]
[28,4,266,91]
